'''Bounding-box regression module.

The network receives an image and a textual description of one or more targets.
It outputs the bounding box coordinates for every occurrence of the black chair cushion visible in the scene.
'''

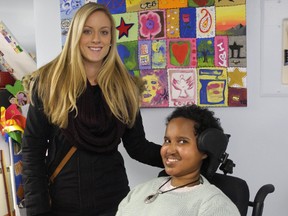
[209,173,250,216]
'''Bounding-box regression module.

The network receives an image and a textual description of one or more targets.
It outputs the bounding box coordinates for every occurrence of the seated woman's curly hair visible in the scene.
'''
[166,104,223,137]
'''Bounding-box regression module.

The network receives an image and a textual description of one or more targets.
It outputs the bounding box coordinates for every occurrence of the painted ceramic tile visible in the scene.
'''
[197,67,228,107]
[214,36,228,67]
[196,6,215,38]
[128,70,140,77]
[228,87,247,107]
[151,40,167,69]
[166,9,180,38]
[215,0,245,7]
[227,67,247,88]
[215,4,246,36]
[117,41,138,70]
[197,38,214,67]
[228,35,246,67]
[113,13,138,42]
[188,0,215,7]
[60,0,84,15]
[158,0,187,9]
[139,10,166,40]
[179,7,196,38]
[60,0,84,44]
[167,38,197,68]
[168,68,197,107]
[97,0,126,14]
[85,0,96,3]
[126,0,158,12]
[140,69,169,107]
[138,40,152,70]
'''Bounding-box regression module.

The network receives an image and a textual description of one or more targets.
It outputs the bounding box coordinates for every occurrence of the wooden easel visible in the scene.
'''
[0,150,15,216]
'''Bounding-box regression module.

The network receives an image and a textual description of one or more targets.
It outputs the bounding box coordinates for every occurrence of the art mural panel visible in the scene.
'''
[59,0,247,108]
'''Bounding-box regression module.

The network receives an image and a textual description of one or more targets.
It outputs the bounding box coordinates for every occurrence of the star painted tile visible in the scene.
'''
[116,17,134,39]
[228,67,247,87]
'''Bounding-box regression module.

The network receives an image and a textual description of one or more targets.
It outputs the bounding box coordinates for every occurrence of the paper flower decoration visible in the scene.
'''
[0,104,26,144]
[5,80,29,107]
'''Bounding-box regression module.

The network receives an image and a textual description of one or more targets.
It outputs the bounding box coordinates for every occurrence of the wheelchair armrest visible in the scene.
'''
[250,184,275,216]
[254,184,275,203]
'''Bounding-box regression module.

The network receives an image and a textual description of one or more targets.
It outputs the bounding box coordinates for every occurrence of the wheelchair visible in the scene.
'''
[159,129,275,216]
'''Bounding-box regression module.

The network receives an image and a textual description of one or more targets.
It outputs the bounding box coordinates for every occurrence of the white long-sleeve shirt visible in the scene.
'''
[116,175,240,216]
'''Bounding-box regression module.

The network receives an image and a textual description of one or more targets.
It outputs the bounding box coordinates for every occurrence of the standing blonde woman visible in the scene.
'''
[22,3,163,216]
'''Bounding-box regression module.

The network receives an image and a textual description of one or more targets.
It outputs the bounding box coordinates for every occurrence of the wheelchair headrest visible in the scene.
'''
[197,128,230,179]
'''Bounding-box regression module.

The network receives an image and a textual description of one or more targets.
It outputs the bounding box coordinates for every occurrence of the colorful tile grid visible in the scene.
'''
[60,0,247,107]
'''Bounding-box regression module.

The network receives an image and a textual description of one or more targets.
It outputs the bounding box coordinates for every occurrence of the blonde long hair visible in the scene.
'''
[28,3,140,128]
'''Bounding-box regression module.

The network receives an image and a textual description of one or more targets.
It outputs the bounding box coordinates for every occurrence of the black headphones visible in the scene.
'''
[158,128,234,179]
[197,128,230,178]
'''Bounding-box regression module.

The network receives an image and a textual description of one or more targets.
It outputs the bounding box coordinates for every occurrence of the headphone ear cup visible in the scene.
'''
[197,128,228,155]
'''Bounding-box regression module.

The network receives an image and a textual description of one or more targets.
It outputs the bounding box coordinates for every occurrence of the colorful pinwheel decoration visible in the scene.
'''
[0,80,27,205]
[0,104,26,146]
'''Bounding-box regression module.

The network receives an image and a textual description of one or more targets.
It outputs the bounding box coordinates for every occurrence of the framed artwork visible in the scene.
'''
[260,0,288,96]
[59,0,247,107]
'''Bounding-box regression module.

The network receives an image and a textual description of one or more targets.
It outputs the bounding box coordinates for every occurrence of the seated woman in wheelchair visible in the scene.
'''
[116,105,240,216]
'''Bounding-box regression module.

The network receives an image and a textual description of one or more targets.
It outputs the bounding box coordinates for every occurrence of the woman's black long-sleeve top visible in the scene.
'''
[22,84,163,216]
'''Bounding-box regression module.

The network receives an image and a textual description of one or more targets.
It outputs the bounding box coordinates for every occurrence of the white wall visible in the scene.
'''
[1,0,288,215]
[0,0,36,54]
